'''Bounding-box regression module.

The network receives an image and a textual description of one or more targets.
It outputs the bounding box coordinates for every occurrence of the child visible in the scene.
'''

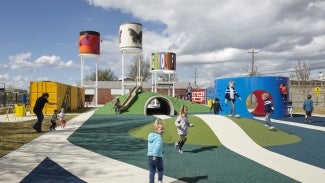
[287,101,293,118]
[210,98,223,114]
[58,108,67,128]
[224,80,242,117]
[175,105,194,154]
[262,93,275,130]
[303,94,314,123]
[113,98,121,115]
[147,119,165,183]
[49,109,58,131]
[279,84,288,104]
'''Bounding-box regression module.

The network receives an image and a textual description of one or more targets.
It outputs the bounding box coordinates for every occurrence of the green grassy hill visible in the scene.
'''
[129,116,222,146]
[95,92,211,115]
[95,91,301,147]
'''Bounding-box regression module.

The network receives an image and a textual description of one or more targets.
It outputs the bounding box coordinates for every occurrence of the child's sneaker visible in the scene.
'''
[264,124,270,128]
[174,141,179,150]
[268,126,275,130]
[178,149,183,154]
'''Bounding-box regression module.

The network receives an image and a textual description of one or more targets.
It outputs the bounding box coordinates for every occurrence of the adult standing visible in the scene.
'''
[186,83,193,102]
[33,93,56,132]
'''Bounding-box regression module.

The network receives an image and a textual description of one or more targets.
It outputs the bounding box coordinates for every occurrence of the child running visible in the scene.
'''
[58,108,67,128]
[262,93,275,130]
[49,109,58,131]
[175,105,194,154]
[147,119,165,183]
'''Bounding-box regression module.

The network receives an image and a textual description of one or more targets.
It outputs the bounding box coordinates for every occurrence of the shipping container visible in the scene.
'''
[29,81,85,114]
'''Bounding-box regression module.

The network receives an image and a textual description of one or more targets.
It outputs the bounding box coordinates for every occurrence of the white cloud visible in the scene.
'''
[9,53,79,71]
[9,53,35,70]
[87,0,325,85]
[0,74,10,81]
[0,63,8,70]
[12,75,29,82]
[35,55,78,68]
[36,77,49,81]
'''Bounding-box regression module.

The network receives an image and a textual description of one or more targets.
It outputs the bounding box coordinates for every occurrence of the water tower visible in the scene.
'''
[119,22,142,94]
[79,31,100,105]
[150,52,176,96]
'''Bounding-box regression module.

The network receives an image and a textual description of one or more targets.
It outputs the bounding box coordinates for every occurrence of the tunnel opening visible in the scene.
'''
[246,90,274,116]
[144,96,174,116]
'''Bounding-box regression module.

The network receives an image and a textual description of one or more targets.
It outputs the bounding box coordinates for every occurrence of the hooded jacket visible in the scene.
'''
[175,115,191,135]
[147,132,163,157]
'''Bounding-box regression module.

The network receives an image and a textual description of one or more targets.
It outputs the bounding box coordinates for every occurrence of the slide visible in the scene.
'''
[120,86,142,112]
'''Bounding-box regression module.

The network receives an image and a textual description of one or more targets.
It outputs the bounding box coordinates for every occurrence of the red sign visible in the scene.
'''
[192,89,206,104]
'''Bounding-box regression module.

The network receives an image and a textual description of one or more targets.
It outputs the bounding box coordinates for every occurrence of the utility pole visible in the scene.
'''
[248,47,258,76]
[192,67,199,87]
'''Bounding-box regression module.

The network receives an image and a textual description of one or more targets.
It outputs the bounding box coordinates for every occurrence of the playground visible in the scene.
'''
[0,91,324,183]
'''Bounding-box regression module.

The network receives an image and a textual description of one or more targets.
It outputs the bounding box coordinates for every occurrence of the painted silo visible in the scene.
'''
[150,52,176,71]
[79,31,100,56]
[119,22,142,52]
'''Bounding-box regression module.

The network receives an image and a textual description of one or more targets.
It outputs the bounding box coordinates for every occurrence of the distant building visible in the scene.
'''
[82,81,193,105]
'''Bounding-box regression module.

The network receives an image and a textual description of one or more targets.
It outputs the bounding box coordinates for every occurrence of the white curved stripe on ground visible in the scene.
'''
[195,114,325,183]
[254,116,325,131]
[0,111,185,183]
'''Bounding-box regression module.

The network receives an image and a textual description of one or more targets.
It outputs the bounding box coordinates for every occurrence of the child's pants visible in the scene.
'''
[61,120,67,127]
[265,112,273,127]
[177,134,187,150]
[229,100,236,116]
[148,156,163,183]
[50,121,56,130]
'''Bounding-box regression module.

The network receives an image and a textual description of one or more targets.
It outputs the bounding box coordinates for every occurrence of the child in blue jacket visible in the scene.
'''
[147,119,165,183]
[303,94,314,123]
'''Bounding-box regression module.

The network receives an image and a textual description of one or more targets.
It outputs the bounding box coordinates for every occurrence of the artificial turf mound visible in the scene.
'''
[129,115,301,147]
[96,91,301,146]
[129,116,222,146]
[95,92,211,115]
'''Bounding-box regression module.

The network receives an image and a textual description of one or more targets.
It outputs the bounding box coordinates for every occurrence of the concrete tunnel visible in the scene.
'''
[144,96,174,116]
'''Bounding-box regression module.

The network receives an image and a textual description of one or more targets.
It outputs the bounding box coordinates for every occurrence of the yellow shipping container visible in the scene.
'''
[29,81,85,115]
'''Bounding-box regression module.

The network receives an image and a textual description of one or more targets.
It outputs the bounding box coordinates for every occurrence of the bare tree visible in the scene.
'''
[127,53,151,81]
[85,68,118,81]
[157,73,178,82]
[290,59,310,83]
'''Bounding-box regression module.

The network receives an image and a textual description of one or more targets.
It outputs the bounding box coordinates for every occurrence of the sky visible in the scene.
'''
[1,0,325,90]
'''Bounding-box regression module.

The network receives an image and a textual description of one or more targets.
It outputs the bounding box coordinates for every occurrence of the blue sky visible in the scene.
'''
[1,0,325,90]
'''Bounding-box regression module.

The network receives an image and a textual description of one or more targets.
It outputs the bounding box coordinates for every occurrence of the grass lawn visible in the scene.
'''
[0,107,92,158]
